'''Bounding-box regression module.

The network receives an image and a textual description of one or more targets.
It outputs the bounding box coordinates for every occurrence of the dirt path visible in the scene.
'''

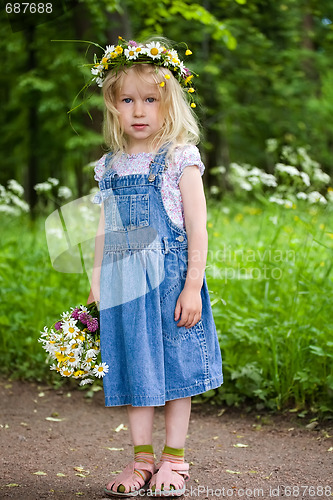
[0,379,332,500]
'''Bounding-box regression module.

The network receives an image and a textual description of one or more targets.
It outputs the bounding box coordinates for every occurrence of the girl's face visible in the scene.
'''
[115,69,164,154]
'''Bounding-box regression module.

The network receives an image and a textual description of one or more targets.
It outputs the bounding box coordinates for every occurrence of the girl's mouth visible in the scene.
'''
[132,124,148,130]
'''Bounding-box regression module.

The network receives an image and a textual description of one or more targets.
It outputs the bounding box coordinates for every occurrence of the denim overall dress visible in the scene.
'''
[97,147,223,407]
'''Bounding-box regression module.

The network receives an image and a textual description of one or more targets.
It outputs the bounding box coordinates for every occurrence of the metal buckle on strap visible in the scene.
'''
[162,236,169,254]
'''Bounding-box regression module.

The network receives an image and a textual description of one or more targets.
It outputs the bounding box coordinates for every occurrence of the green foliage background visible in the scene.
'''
[0,0,332,413]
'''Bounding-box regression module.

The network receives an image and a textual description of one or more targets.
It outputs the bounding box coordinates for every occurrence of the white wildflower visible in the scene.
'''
[248,176,260,186]
[269,196,285,206]
[300,172,310,186]
[230,163,248,178]
[34,182,52,193]
[269,216,278,225]
[313,169,330,184]
[10,194,29,212]
[281,146,298,165]
[239,180,253,191]
[0,205,20,215]
[7,179,24,196]
[266,138,278,153]
[275,163,300,177]
[58,186,72,199]
[47,177,60,186]
[261,173,277,187]
[307,191,327,204]
[296,192,308,200]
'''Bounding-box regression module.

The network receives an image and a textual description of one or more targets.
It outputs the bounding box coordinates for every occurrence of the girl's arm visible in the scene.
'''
[87,202,105,305]
[175,166,208,328]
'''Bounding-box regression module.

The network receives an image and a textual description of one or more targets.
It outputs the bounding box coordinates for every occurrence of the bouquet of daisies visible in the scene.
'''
[38,302,109,386]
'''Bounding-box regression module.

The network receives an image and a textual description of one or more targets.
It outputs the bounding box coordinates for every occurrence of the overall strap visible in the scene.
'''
[99,152,115,190]
[148,144,170,181]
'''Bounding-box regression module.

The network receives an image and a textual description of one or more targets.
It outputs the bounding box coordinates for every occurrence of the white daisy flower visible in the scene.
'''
[79,378,94,386]
[178,61,187,76]
[93,362,109,378]
[125,46,140,60]
[62,320,80,339]
[60,366,74,377]
[61,311,71,320]
[164,49,180,66]
[67,355,80,368]
[296,192,308,200]
[144,41,163,60]
[105,45,115,56]
[39,326,49,338]
[85,349,98,359]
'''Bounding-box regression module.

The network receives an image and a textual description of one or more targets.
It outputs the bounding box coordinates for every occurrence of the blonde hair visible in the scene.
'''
[102,62,200,160]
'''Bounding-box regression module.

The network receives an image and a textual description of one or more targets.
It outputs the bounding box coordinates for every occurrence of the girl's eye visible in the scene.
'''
[123,98,132,103]
[146,97,156,103]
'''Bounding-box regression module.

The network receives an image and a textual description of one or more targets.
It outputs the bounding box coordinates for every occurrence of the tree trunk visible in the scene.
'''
[24,24,39,218]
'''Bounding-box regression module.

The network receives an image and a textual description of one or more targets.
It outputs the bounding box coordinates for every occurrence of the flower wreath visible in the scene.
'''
[90,36,198,108]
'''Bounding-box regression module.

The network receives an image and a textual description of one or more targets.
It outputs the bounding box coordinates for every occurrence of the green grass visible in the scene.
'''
[205,195,333,414]
[0,197,332,413]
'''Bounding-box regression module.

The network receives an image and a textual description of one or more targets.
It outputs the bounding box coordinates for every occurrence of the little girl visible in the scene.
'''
[86,37,223,497]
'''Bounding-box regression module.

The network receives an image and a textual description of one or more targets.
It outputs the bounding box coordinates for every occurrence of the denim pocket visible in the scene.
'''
[104,193,149,231]
[162,318,205,343]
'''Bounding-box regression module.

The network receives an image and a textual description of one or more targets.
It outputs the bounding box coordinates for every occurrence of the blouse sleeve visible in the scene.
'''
[92,154,107,205]
[173,145,205,185]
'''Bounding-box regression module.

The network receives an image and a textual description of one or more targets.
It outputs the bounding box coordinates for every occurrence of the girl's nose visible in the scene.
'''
[133,100,145,117]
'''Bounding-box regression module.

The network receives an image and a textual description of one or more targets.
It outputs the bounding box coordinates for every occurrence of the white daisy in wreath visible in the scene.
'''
[164,49,180,67]
[144,41,163,60]
[125,45,140,60]
[104,45,115,57]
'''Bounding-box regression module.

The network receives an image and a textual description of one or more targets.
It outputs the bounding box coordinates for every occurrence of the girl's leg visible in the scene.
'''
[127,405,155,445]
[164,397,191,448]
[105,406,155,495]
[148,398,191,494]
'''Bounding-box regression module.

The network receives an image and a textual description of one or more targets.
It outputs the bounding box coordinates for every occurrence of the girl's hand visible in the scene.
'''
[87,285,100,305]
[174,286,202,329]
